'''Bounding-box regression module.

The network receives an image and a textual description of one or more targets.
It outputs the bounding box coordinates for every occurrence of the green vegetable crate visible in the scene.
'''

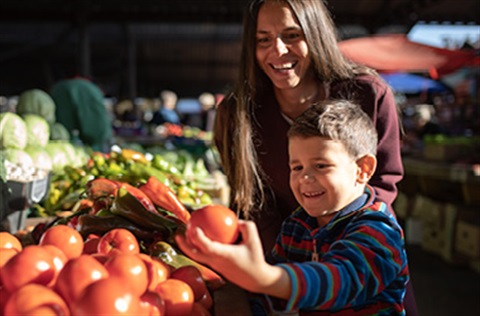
[0,174,50,233]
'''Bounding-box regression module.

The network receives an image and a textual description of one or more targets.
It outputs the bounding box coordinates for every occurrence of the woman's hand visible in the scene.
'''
[175,220,291,299]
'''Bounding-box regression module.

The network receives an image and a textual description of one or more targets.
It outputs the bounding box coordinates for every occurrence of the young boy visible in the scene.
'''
[176,100,409,315]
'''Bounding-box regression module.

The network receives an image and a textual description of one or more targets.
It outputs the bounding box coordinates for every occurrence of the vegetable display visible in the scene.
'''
[2,90,233,314]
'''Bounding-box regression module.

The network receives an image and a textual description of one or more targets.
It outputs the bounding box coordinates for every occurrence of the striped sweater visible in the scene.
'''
[264,186,409,315]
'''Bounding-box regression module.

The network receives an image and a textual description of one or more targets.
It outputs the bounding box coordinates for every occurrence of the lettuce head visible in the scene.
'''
[0,112,28,149]
[23,114,50,147]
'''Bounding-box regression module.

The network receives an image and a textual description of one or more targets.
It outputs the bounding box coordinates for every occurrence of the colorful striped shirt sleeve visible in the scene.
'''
[269,205,408,315]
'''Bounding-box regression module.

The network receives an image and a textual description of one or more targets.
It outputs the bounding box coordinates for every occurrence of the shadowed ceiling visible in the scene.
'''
[0,0,478,98]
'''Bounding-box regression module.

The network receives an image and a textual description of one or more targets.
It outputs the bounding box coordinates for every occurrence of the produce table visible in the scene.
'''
[214,283,252,316]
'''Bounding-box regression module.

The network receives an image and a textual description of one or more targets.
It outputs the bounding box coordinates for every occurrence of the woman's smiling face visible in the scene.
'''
[255,1,313,91]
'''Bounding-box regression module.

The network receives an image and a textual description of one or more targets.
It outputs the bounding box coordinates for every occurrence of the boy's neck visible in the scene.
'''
[315,192,369,227]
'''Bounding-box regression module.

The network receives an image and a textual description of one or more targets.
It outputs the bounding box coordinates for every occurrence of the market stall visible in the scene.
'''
[395,138,480,271]
[0,103,241,315]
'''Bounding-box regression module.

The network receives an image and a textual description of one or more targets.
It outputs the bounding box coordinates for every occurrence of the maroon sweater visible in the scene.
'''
[215,74,404,251]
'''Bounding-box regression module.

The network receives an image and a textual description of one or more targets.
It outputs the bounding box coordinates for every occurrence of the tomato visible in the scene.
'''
[97,228,140,255]
[91,253,110,265]
[39,224,84,260]
[196,288,214,310]
[54,254,109,306]
[0,286,11,313]
[0,248,18,287]
[82,235,101,255]
[0,232,22,252]
[0,247,18,269]
[140,291,166,316]
[41,244,68,287]
[3,283,69,316]
[188,204,239,244]
[154,279,194,316]
[171,265,207,301]
[1,245,55,293]
[192,301,213,316]
[72,278,141,315]
[138,253,170,292]
[104,253,148,296]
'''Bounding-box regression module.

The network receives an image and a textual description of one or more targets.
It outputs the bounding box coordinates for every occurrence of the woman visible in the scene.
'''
[214,0,403,251]
[213,2,418,314]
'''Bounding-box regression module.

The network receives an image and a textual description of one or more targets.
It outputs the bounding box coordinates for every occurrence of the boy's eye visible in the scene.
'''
[290,165,302,172]
[315,163,328,169]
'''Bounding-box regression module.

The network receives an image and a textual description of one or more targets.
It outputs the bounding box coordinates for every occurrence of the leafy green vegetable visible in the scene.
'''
[3,148,34,169]
[0,112,28,149]
[44,141,71,173]
[24,145,53,171]
[49,122,70,141]
[23,114,50,147]
[17,89,56,124]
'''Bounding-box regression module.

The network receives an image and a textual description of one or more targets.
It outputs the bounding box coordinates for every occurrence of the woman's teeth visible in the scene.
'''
[272,62,296,70]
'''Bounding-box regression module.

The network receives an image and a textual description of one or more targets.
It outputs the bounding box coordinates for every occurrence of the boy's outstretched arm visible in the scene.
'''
[175,220,291,300]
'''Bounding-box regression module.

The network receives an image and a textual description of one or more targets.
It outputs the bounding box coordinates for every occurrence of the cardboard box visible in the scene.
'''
[418,198,468,264]
[462,182,480,207]
[455,221,480,259]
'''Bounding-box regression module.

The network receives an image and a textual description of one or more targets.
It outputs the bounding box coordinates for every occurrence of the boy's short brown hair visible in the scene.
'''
[287,99,378,159]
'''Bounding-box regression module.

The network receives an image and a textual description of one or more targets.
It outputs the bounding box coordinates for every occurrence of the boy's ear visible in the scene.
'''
[356,154,377,184]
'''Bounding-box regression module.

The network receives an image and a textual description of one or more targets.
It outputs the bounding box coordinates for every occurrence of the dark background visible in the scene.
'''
[0,0,478,98]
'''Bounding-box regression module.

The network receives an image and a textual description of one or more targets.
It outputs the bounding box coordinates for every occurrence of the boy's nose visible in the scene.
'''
[301,172,314,182]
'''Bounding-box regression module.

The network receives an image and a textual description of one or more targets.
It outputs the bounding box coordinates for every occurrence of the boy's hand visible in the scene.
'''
[175,220,284,295]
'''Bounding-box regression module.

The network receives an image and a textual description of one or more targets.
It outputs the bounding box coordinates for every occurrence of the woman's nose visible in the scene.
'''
[273,36,289,55]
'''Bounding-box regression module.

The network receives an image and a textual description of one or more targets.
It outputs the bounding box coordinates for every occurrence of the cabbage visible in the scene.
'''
[23,114,50,147]
[3,148,34,170]
[44,141,71,173]
[24,145,53,171]
[0,112,28,149]
[73,145,90,167]
[61,142,78,166]
[49,122,70,141]
[17,89,56,124]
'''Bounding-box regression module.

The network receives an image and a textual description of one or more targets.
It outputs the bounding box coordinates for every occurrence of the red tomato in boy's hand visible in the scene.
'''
[187,204,239,244]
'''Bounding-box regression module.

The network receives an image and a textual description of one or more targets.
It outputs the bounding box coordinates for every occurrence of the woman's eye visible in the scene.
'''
[256,37,272,46]
[282,32,302,43]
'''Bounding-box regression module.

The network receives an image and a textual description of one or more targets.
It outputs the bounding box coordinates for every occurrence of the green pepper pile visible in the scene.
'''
[35,147,213,218]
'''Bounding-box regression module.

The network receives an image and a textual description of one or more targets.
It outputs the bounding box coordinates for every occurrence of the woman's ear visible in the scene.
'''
[356,154,377,184]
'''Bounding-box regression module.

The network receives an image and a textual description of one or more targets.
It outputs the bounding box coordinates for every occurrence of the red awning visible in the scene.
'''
[338,34,478,79]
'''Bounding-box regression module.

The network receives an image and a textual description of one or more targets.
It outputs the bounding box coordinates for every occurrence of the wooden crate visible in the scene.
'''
[462,182,480,207]
[455,221,480,259]
[418,198,468,264]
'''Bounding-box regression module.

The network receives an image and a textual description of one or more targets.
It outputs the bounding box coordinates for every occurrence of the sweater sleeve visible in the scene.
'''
[349,76,404,211]
[275,212,408,312]
[369,80,404,210]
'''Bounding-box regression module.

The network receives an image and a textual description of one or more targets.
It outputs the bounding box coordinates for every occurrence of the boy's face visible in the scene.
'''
[288,136,366,219]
